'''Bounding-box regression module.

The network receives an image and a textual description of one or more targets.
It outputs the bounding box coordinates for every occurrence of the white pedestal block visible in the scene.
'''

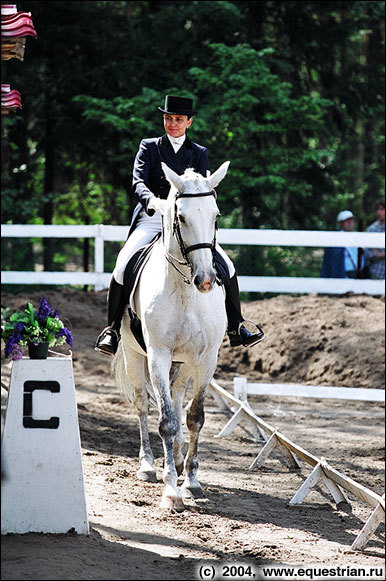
[1,357,89,534]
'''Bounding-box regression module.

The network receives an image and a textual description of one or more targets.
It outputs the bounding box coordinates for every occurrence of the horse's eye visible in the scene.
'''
[179,215,186,224]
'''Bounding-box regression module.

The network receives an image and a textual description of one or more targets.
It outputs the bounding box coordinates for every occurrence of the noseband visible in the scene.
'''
[165,190,217,285]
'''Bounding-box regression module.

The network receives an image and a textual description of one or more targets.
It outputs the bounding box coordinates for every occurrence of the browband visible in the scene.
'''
[176,190,216,199]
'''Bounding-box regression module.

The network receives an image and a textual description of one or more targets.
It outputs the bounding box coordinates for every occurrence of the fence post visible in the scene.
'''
[94,224,105,291]
[234,376,248,402]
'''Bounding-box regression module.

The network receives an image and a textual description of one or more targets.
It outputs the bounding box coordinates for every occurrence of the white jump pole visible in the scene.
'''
[1,357,89,534]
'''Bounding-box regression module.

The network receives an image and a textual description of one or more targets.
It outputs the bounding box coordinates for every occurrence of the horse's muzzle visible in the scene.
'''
[193,272,216,293]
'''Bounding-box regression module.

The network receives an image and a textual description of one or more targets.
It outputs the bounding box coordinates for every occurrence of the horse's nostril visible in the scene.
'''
[193,274,201,287]
[194,274,214,292]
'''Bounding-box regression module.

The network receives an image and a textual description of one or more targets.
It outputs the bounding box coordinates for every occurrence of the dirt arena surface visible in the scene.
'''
[1,289,385,580]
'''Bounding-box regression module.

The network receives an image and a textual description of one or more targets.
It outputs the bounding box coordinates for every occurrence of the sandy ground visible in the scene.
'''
[1,289,385,580]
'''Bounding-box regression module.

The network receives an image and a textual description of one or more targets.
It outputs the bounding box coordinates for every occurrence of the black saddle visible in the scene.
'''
[123,233,161,352]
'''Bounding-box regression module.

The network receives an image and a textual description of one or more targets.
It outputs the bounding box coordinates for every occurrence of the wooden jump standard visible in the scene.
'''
[207,379,385,552]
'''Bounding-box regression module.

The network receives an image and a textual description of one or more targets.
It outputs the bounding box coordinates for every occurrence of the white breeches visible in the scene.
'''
[113,208,235,285]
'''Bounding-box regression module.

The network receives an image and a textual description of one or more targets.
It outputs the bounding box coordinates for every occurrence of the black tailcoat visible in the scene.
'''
[128,133,210,236]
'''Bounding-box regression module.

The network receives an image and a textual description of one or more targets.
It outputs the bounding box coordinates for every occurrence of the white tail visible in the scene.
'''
[111,342,134,404]
[111,343,157,407]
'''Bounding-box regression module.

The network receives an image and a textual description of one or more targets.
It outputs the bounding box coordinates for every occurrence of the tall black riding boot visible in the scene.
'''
[224,274,265,347]
[95,277,126,356]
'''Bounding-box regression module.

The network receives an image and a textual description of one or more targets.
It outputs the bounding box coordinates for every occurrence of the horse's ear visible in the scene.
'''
[207,161,230,190]
[161,162,185,191]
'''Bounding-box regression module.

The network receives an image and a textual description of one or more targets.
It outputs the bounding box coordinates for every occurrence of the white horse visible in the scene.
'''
[113,161,229,510]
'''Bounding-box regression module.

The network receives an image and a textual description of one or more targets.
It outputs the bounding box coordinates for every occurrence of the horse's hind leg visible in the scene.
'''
[135,387,157,483]
[171,365,192,477]
[181,395,205,498]
[181,368,212,499]
[119,331,157,483]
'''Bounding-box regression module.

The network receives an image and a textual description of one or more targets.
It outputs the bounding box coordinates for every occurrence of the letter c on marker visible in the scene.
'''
[23,380,60,429]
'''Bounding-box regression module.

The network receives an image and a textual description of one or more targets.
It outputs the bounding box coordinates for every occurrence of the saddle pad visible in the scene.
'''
[123,233,161,352]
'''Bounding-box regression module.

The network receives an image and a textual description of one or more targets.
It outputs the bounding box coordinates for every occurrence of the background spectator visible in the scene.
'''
[321,210,364,278]
[365,199,385,279]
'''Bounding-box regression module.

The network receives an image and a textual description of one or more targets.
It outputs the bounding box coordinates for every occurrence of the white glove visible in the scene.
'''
[148,196,166,214]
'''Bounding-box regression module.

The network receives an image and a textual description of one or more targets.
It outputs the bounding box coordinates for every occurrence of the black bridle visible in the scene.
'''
[164,190,218,285]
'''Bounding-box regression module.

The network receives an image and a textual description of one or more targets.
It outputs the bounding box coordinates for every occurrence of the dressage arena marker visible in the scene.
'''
[1,357,89,534]
[208,379,385,551]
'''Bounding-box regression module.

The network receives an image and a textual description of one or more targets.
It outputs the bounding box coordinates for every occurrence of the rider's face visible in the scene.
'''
[163,114,193,138]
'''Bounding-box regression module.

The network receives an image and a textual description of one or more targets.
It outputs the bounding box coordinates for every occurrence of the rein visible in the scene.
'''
[164,190,217,285]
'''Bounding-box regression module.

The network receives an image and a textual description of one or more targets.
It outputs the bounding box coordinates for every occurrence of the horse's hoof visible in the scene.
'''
[137,469,157,483]
[160,495,185,512]
[181,485,204,499]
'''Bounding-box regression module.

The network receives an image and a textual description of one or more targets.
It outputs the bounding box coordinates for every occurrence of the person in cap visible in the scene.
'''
[321,210,364,278]
[95,95,265,355]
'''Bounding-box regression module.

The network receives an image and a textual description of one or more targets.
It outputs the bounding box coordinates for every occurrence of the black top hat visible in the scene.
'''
[158,95,196,116]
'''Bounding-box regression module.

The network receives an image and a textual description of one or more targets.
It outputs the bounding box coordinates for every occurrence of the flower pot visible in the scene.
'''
[28,342,49,360]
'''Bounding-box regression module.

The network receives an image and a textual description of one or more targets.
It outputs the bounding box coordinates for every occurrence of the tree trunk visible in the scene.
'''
[42,45,55,272]
[43,111,55,271]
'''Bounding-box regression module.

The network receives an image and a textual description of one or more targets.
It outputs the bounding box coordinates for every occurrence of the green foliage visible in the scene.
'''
[1,0,384,282]
[190,43,334,229]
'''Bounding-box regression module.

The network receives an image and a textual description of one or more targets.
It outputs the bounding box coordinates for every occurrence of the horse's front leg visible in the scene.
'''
[147,348,184,511]
[181,369,209,499]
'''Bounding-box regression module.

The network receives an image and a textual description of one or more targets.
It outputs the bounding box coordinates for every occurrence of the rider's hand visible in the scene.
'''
[148,196,166,214]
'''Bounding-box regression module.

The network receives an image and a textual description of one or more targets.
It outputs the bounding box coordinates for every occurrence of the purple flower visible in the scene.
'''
[12,345,24,360]
[12,332,24,344]
[37,296,51,323]
[56,327,74,347]
[14,322,26,333]
[5,336,24,360]
[4,337,15,357]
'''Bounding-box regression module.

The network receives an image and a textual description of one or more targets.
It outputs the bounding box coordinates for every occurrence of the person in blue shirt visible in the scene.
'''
[321,210,365,278]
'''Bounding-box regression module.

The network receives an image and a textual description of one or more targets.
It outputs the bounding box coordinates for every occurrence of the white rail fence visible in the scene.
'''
[232,377,385,402]
[1,224,385,294]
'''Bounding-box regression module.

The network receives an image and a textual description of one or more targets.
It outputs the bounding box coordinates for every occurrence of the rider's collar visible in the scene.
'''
[167,134,186,152]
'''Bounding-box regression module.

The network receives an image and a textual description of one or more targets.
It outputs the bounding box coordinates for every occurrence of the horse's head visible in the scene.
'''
[161,161,230,293]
